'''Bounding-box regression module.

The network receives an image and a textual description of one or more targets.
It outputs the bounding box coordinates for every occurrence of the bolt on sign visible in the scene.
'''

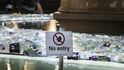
[46,32,73,56]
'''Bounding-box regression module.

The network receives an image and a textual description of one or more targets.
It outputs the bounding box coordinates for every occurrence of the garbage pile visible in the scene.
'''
[0,26,46,56]
[0,26,124,62]
[0,14,53,23]
[73,33,124,62]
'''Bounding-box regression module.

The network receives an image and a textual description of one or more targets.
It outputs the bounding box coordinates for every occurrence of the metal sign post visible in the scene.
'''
[57,24,63,70]
[59,56,63,70]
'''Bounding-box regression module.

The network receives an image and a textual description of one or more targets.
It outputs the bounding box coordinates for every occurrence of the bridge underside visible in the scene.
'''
[54,0,124,35]
[54,12,124,35]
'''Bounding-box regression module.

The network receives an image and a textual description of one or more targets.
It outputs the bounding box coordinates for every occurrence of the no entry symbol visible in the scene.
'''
[53,32,65,45]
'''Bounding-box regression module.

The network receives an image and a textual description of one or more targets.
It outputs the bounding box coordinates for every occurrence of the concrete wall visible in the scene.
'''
[59,0,124,13]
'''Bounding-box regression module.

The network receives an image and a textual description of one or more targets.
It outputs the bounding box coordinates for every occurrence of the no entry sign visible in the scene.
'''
[46,32,73,56]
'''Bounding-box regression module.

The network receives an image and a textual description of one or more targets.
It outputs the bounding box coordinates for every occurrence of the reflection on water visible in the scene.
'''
[0,57,55,70]
[0,55,124,70]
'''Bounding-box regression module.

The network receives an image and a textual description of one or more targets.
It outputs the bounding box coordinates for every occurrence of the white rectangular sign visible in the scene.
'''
[46,31,73,56]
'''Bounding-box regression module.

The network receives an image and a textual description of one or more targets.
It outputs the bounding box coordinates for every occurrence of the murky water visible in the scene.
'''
[0,57,56,70]
[0,54,124,70]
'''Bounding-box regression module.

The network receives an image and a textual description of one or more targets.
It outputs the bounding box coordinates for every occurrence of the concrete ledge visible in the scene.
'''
[54,12,124,21]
